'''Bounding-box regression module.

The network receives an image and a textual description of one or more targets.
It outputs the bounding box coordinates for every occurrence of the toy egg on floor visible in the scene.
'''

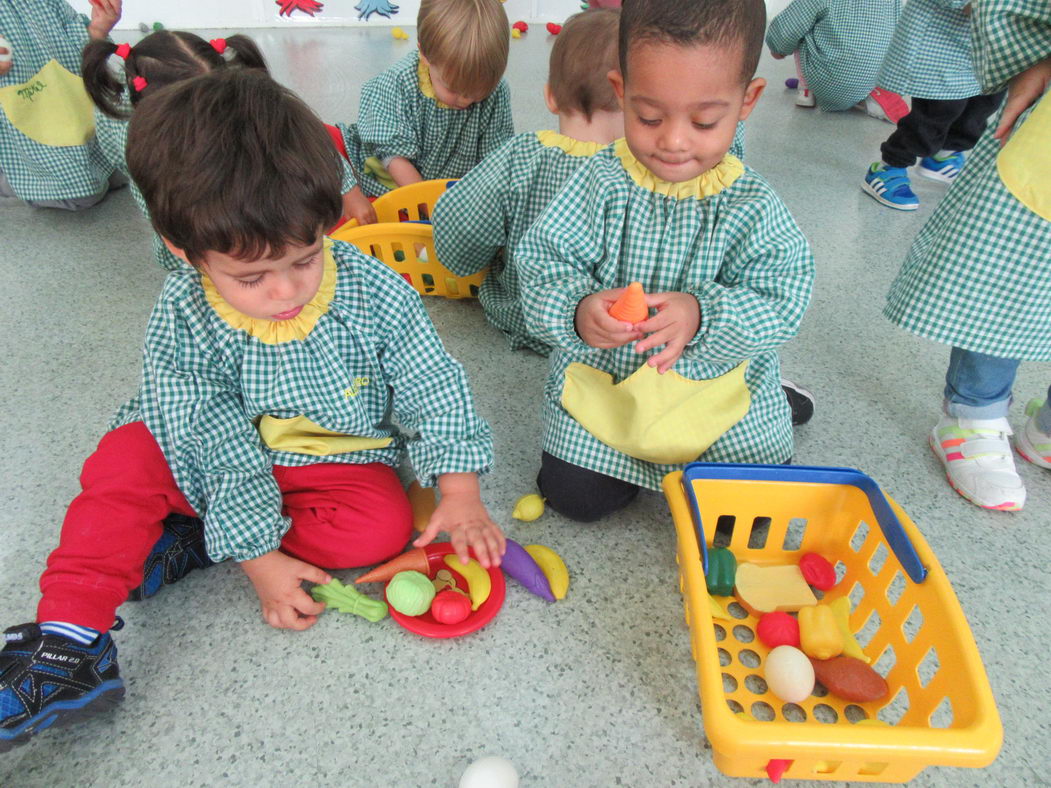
[459,756,519,788]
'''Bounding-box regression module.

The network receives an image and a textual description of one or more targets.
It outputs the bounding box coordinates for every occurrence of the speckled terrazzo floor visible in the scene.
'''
[1,25,1049,788]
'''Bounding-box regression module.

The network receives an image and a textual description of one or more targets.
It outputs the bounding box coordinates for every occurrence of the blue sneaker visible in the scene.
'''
[918,151,965,183]
[0,621,124,751]
[128,513,214,601]
[862,163,919,210]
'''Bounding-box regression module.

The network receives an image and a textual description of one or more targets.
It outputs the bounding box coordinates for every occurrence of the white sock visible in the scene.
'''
[39,621,100,645]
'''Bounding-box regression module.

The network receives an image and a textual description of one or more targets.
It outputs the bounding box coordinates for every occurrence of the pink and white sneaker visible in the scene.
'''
[930,415,1026,511]
[1015,400,1051,470]
[866,88,910,124]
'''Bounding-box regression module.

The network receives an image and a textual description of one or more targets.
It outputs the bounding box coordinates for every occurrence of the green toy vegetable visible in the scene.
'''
[705,547,737,597]
[311,578,388,622]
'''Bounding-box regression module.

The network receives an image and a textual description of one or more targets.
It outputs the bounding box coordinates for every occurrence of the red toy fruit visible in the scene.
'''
[799,553,837,591]
[756,611,800,649]
[546,22,562,34]
[512,20,528,32]
[431,589,472,625]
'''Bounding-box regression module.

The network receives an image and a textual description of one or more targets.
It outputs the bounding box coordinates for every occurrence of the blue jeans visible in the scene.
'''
[944,347,1051,431]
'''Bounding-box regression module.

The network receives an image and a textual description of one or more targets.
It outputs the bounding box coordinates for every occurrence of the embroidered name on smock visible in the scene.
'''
[344,377,372,398]
[17,81,47,102]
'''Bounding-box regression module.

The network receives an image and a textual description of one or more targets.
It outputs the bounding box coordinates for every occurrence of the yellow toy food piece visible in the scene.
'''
[406,480,436,533]
[734,563,817,616]
[828,595,871,663]
[708,593,732,621]
[391,27,409,40]
[510,27,521,38]
[512,493,545,522]
[442,555,491,610]
[524,544,569,600]
[798,604,845,660]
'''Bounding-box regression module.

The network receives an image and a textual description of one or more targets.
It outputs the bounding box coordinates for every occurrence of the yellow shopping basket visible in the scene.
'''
[342,179,458,227]
[662,463,1002,783]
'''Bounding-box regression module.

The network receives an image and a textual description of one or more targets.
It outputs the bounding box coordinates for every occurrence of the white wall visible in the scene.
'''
[71,0,793,30]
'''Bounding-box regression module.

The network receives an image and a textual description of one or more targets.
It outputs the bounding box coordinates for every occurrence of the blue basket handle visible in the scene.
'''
[680,463,928,584]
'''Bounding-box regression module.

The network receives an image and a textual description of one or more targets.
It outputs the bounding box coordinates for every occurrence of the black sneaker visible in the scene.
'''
[782,378,815,426]
[128,513,214,601]
[0,620,124,751]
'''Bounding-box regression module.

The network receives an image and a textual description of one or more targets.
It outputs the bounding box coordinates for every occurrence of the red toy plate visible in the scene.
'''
[386,543,505,638]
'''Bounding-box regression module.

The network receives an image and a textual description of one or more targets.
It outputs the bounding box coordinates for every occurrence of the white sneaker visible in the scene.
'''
[795,87,816,107]
[930,415,1026,511]
[1015,400,1051,470]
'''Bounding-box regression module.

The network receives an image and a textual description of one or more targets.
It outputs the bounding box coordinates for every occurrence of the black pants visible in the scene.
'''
[880,92,1005,168]
[537,452,640,523]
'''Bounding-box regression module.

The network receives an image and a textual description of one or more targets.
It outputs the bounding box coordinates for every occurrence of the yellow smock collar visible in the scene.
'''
[613,138,744,199]
[417,58,453,110]
[202,238,337,345]
[536,130,607,157]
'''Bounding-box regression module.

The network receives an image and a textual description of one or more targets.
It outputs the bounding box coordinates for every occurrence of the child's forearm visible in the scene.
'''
[437,471,480,499]
[387,157,423,187]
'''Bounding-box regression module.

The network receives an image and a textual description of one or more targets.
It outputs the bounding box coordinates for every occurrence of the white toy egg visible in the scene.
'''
[764,645,815,703]
[459,756,520,788]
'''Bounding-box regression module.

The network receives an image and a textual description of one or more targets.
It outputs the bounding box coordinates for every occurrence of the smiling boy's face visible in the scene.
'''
[610,40,764,183]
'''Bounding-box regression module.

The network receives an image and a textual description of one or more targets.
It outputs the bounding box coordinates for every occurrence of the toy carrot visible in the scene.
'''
[608,281,648,323]
[356,547,430,584]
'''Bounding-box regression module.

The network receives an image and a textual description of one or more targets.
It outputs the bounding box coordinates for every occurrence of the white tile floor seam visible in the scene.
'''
[1,27,1048,788]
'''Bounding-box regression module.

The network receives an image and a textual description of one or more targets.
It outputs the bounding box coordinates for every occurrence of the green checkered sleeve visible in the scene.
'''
[766,0,828,55]
[50,0,91,46]
[139,288,288,562]
[478,81,514,159]
[340,158,357,193]
[358,65,419,163]
[686,187,813,363]
[369,264,495,487]
[432,138,515,277]
[973,0,1051,92]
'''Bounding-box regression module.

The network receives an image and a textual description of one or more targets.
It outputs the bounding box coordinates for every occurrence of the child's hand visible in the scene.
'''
[632,291,701,374]
[87,0,122,40]
[342,186,377,225]
[413,473,505,569]
[994,56,1051,145]
[240,549,332,631]
[575,290,644,349]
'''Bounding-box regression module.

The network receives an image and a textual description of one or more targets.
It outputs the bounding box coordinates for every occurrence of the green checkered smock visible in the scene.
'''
[433,131,608,355]
[110,239,494,562]
[876,0,980,100]
[0,1,113,201]
[93,109,356,272]
[766,0,902,111]
[515,141,814,490]
[884,0,1051,361]
[337,51,513,198]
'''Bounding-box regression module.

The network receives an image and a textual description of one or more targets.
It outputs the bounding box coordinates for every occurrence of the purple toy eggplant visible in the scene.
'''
[501,538,555,602]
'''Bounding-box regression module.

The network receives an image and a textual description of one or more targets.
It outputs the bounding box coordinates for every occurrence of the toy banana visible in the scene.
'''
[524,544,569,600]
[443,555,491,610]
[828,595,871,663]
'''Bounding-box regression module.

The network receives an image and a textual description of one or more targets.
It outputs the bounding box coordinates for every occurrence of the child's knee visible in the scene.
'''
[537,452,640,523]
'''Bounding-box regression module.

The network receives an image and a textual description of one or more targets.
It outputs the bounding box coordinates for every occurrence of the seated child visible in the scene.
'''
[432,8,623,355]
[0,69,503,749]
[338,0,514,203]
[766,0,907,121]
[83,31,271,271]
[515,0,815,522]
[0,0,122,209]
[862,0,1006,211]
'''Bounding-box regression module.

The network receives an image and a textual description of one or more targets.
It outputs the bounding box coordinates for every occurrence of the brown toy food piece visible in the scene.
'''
[810,655,889,703]
[734,563,817,616]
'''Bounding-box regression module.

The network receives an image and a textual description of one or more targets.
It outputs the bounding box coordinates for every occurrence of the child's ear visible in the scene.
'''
[608,69,625,108]
[161,237,189,263]
[543,83,559,115]
[738,77,766,121]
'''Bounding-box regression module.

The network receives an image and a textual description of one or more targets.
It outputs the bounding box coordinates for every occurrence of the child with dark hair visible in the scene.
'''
[515,0,814,522]
[0,68,502,749]
[82,30,273,271]
[0,0,122,209]
[861,0,1006,210]
[337,0,514,209]
[432,8,623,355]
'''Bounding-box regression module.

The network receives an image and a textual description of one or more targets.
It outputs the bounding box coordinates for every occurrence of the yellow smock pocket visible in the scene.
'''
[0,59,95,147]
[363,156,398,191]
[258,415,393,456]
[561,360,751,465]
[997,90,1051,221]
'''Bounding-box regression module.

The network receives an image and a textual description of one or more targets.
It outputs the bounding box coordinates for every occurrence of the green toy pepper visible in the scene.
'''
[705,547,737,597]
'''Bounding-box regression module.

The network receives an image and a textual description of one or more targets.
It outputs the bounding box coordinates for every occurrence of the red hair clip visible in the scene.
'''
[114,42,132,60]
[132,76,148,92]
[210,38,227,54]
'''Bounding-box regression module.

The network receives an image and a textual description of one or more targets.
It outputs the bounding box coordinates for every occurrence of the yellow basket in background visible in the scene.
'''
[342,179,458,227]
[331,222,483,299]
[662,463,1002,783]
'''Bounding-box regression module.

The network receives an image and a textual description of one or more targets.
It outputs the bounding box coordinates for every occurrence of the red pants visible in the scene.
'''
[38,422,412,631]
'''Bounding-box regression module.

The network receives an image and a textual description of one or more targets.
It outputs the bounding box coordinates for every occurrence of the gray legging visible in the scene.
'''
[0,164,123,211]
